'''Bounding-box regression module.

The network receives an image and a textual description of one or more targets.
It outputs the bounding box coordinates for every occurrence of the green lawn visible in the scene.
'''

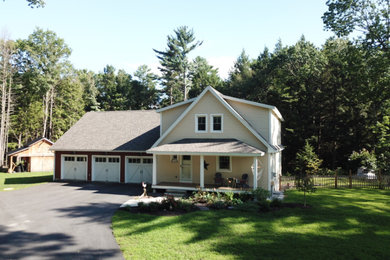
[0,171,53,191]
[113,189,390,259]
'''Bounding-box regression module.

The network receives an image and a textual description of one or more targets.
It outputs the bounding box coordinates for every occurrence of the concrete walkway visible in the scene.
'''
[271,191,285,200]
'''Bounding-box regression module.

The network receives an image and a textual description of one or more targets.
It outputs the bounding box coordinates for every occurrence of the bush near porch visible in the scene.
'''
[113,189,390,259]
[0,172,53,191]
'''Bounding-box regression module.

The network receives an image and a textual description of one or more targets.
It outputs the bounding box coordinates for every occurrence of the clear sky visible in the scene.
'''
[0,0,334,79]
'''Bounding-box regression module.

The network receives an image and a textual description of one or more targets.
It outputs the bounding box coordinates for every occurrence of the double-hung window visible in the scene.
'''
[211,114,223,133]
[195,114,207,133]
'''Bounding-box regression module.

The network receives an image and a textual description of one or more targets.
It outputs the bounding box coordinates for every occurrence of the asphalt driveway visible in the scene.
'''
[0,182,142,260]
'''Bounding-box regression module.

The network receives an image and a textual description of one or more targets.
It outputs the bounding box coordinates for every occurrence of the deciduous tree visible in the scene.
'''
[323,0,390,51]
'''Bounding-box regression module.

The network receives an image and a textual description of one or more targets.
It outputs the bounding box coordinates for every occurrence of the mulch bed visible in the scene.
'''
[120,202,311,216]
[122,206,192,216]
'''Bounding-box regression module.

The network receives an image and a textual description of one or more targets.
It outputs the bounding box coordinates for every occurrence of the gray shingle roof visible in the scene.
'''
[51,110,160,152]
[148,138,265,155]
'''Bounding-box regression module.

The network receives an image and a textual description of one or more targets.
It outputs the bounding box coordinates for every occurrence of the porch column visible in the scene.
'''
[253,157,258,189]
[200,155,204,189]
[152,154,157,185]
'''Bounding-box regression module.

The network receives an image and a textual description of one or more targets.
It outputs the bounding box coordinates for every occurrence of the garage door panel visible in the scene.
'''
[93,156,120,182]
[62,156,87,180]
[126,157,153,184]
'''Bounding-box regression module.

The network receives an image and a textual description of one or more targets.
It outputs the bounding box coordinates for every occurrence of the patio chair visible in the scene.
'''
[214,172,224,186]
[239,173,249,188]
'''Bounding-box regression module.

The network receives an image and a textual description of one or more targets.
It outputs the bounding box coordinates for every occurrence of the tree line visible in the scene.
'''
[0,0,388,175]
[0,28,161,167]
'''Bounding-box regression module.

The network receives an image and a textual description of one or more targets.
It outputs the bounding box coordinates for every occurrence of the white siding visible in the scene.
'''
[270,111,281,145]
[160,91,267,151]
[225,99,269,141]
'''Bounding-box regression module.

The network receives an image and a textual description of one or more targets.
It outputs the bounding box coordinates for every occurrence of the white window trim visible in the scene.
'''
[195,114,208,133]
[210,114,223,133]
[217,156,232,172]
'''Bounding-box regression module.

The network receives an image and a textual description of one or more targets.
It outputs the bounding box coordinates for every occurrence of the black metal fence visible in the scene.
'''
[280,173,390,190]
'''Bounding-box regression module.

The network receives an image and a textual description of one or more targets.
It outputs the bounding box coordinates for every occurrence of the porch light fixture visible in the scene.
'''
[170,155,178,163]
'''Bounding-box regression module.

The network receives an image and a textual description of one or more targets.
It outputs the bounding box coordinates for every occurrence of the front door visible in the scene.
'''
[180,155,192,182]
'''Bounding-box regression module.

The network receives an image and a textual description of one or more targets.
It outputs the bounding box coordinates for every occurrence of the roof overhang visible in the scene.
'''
[147,138,266,156]
[221,95,284,121]
[156,98,196,113]
[7,147,29,156]
[50,149,148,153]
[148,151,264,157]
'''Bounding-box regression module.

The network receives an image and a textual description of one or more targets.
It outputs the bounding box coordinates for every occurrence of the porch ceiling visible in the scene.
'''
[147,138,265,156]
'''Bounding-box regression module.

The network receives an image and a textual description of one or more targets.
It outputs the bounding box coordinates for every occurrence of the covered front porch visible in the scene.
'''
[148,139,269,193]
[152,181,253,193]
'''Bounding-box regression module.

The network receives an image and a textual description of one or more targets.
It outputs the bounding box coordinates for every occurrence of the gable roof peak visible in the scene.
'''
[151,85,277,152]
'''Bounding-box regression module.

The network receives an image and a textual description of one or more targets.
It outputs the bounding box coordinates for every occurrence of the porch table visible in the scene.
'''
[227,177,239,188]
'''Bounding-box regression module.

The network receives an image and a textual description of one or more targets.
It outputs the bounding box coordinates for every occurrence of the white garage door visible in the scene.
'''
[126,157,153,184]
[62,155,87,180]
[92,156,120,182]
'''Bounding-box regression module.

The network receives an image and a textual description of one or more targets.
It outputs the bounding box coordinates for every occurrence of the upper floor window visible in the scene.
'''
[195,114,207,133]
[211,114,223,133]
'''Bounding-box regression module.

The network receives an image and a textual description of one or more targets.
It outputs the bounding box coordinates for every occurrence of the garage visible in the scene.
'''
[62,155,87,180]
[125,157,153,184]
[92,156,120,182]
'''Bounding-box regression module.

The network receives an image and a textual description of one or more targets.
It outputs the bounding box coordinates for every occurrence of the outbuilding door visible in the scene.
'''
[62,155,87,180]
[92,156,120,182]
[126,157,153,183]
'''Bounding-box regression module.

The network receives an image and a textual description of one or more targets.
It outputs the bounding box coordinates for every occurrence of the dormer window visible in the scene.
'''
[195,114,207,133]
[211,114,223,133]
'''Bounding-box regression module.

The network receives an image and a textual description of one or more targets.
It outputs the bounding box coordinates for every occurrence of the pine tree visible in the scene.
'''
[295,141,322,207]
[154,26,202,104]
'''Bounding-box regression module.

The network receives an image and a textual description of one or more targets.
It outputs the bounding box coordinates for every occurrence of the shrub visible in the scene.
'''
[209,201,227,210]
[160,195,178,211]
[238,192,253,202]
[138,202,150,212]
[177,199,196,212]
[270,198,283,208]
[258,200,271,212]
[192,191,215,204]
[224,191,234,202]
[148,202,160,212]
[231,198,243,206]
[252,188,270,202]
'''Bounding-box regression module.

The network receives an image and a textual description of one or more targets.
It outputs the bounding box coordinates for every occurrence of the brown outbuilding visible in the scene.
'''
[8,138,54,173]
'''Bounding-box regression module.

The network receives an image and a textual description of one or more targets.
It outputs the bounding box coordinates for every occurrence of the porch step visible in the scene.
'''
[164,189,188,198]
